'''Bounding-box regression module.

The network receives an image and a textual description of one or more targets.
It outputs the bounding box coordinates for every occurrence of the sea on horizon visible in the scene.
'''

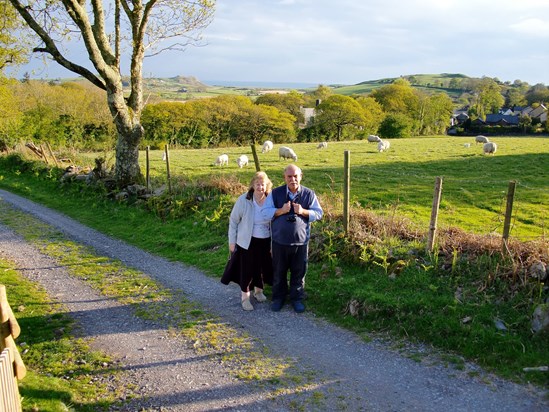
[203,79,320,89]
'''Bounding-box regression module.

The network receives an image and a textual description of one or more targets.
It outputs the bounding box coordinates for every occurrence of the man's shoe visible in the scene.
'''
[292,301,305,313]
[241,298,254,311]
[271,300,284,312]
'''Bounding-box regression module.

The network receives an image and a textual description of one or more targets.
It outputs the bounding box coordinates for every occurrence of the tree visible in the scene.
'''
[255,90,305,125]
[9,0,215,186]
[315,95,366,140]
[0,78,22,150]
[421,93,454,135]
[370,78,419,114]
[505,88,527,108]
[354,96,385,136]
[471,77,504,119]
[525,84,549,105]
[378,113,414,138]
[304,84,333,106]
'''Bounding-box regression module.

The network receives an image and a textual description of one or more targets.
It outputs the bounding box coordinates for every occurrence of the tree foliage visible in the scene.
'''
[0,0,29,74]
[471,77,505,120]
[2,79,114,150]
[378,112,415,138]
[141,95,295,149]
[315,95,366,140]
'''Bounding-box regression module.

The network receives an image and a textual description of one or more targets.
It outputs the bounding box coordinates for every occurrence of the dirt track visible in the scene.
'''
[0,188,547,411]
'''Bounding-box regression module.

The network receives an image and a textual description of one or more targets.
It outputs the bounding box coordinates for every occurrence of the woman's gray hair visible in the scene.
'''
[246,171,272,199]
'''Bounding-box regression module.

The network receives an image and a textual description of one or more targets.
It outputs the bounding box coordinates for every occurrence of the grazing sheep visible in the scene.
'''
[261,140,274,153]
[214,154,229,166]
[377,140,391,152]
[278,146,298,161]
[475,135,490,144]
[367,134,382,143]
[317,141,328,149]
[236,154,249,168]
[463,143,471,148]
[483,142,497,155]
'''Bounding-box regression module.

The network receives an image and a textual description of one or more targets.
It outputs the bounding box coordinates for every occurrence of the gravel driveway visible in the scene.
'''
[0,188,547,411]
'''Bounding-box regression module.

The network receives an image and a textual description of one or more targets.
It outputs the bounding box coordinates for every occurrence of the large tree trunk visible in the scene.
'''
[114,125,144,187]
[106,80,144,186]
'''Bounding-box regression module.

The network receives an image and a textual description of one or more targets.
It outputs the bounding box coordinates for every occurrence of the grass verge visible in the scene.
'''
[0,258,125,411]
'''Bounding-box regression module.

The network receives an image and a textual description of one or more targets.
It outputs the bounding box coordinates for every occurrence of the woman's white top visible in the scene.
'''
[252,198,270,239]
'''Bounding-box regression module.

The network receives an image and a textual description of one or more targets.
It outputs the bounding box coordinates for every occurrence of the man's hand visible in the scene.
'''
[293,202,303,215]
[275,201,292,216]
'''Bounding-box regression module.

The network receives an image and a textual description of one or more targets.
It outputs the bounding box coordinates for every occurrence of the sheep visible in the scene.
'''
[214,154,229,166]
[463,143,471,148]
[377,140,391,152]
[367,134,382,143]
[483,142,497,155]
[236,154,249,168]
[261,140,274,153]
[475,135,490,144]
[278,146,298,161]
[317,141,328,149]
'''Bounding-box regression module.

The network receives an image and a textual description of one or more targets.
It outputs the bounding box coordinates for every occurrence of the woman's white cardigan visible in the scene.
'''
[228,193,255,250]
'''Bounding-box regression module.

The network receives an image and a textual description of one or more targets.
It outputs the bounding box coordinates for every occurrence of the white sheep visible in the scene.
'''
[214,154,229,166]
[463,143,471,148]
[236,154,249,168]
[317,141,328,149]
[367,134,382,143]
[261,140,274,153]
[278,146,298,161]
[483,142,497,155]
[377,140,390,152]
[475,135,490,144]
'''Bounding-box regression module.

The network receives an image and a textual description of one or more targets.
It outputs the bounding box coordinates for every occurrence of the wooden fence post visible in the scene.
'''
[250,143,261,171]
[502,180,516,254]
[145,146,150,191]
[426,176,443,253]
[164,144,172,194]
[343,150,350,235]
[45,142,60,167]
[39,144,50,165]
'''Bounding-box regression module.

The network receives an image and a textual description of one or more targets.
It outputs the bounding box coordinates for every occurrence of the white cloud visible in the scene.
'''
[510,18,549,37]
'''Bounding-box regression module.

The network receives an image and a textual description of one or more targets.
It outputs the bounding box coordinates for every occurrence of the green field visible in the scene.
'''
[80,136,549,240]
[2,137,548,389]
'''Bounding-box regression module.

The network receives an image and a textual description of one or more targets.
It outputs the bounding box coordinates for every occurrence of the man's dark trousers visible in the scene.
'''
[271,241,308,302]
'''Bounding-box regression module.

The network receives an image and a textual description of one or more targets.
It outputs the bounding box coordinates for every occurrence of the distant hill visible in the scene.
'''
[331,73,472,100]
[54,73,516,103]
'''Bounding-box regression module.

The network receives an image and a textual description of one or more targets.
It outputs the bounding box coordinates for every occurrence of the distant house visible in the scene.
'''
[451,108,469,126]
[528,104,547,121]
[484,114,519,126]
[299,107,316,128]
[521,106,534,117]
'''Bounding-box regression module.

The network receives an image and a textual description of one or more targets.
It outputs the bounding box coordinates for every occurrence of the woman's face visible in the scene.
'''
[253,178,267,195]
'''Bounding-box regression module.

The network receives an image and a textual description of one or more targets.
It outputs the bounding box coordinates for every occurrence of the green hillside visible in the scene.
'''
[332,73,468,100]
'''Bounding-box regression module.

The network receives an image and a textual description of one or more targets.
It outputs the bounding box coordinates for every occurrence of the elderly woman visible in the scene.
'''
[221,171,273,310]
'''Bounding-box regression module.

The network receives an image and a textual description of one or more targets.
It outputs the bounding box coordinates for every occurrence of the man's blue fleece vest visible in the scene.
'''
[271,185,314,246]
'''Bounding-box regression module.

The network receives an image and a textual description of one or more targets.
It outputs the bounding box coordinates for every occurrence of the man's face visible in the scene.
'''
[284,166,302,193]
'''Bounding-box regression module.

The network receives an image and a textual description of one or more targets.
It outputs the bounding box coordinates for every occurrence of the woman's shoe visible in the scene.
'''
[241,298,254,311]
[254,291,267,302]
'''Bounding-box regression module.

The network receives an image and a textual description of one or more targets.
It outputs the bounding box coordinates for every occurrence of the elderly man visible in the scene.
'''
[262,164,323,312]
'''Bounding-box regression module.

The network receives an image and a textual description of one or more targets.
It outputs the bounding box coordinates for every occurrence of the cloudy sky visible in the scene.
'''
[19,0,549,86]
